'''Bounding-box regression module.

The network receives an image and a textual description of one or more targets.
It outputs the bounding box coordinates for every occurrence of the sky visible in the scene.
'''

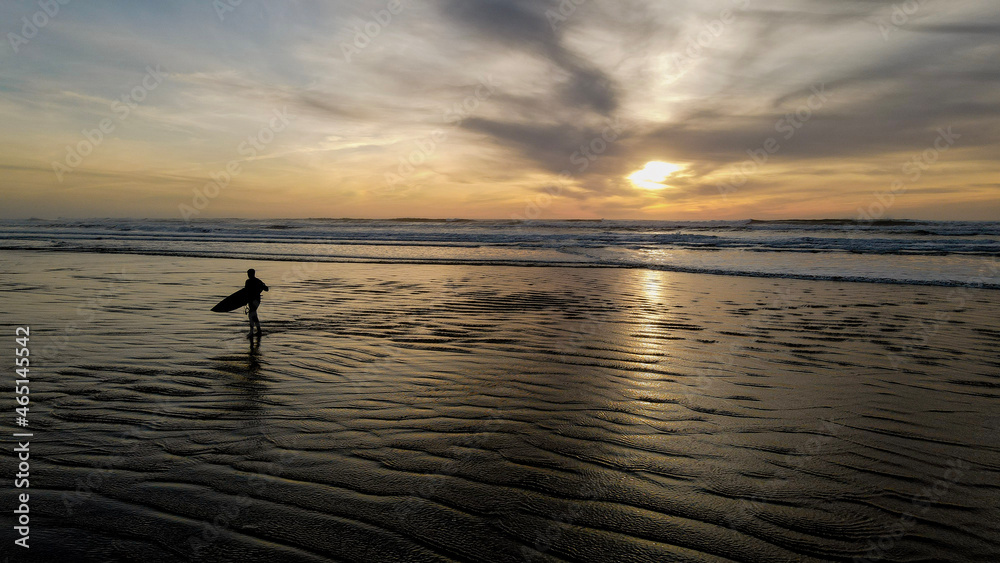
[1,0,998,220]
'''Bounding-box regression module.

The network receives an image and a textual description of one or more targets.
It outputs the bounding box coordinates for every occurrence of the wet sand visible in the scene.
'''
[2,250,999,562]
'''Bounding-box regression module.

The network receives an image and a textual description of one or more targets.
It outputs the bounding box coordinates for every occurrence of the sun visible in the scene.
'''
[628,161,683,190]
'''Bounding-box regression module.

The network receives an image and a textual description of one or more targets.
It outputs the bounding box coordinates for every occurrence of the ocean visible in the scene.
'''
[2,218,998,288]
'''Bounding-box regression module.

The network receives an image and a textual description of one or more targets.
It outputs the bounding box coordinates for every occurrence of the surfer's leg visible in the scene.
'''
[248,299,262,335]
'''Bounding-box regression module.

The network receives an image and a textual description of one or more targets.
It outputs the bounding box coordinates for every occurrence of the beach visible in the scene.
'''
[1,249,998,561]
[5,0,1000,557]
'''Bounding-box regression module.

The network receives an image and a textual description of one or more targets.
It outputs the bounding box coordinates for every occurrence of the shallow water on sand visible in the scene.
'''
[2,251,999,562]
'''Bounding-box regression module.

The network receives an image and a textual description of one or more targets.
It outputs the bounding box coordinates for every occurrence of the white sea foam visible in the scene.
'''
[2,218,998,288]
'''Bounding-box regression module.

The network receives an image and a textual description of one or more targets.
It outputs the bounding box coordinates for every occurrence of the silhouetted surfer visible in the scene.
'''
[245,268,269,337]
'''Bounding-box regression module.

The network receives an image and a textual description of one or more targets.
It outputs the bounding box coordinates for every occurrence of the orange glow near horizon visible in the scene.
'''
[1,2,999,221]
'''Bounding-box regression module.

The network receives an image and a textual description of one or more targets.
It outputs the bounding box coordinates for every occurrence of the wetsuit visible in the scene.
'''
[245,276,268,335]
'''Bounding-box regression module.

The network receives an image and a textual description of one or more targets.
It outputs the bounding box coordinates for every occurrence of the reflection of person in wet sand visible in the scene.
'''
[245,268,269,337]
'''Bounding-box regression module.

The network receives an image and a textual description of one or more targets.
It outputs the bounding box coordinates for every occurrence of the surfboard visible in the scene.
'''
[211,288,252,312]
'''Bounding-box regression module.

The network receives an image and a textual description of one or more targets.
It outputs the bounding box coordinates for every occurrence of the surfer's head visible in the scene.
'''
[247,268,256,278]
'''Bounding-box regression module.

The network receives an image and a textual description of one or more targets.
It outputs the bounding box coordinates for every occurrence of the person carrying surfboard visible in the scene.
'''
[245,268,269,337]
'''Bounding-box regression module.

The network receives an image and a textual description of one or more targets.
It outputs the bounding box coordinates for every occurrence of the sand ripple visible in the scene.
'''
[2,254,999,561]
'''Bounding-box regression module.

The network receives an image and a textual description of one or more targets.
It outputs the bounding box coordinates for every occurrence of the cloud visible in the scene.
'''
[2,0,999,219]
[439,0,618,115]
